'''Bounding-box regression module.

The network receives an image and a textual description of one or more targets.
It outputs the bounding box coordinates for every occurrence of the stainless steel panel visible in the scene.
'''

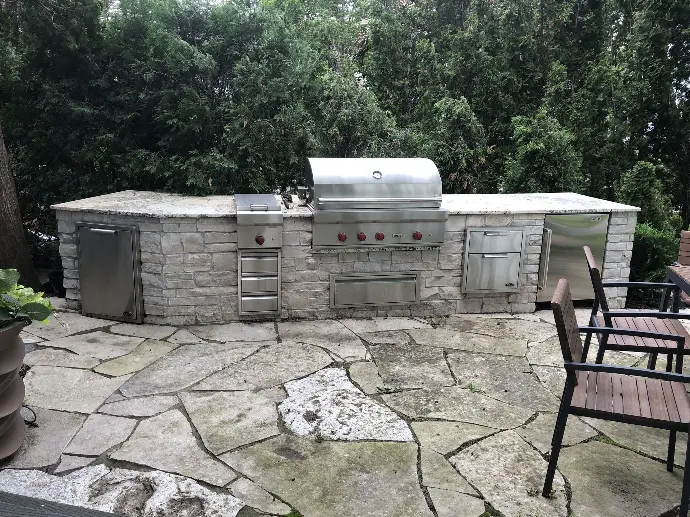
[241,295,279,313]
[238,250,281,316]
[307,158,442,210]
[537,213,610,302]
[467,230,524,254]
[235,193,282,212]
[237,226,283,249]
[312,221,446,249]
[312,209,448,224]
[241,277,278,294]
[538,228,553,290]
[240,255,279,275]
[78,224,142,322]
[464,253,522,292]
[330,273,420,308]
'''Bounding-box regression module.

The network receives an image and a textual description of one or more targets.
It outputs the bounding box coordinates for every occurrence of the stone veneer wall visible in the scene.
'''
[56,209,637,324]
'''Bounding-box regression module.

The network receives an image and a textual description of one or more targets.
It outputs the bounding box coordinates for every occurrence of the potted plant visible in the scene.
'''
[0,269,53,459]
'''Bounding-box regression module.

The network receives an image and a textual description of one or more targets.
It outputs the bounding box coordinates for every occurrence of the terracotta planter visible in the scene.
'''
[0,321,26,460]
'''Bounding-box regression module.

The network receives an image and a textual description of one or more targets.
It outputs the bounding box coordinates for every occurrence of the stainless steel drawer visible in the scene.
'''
[237,226,283,249]
[241,276,278,294]
[331,273,420,308]
[464,252,521,291]
[240,255,279,275]
[467,230,524,254]
[241,295,279,313]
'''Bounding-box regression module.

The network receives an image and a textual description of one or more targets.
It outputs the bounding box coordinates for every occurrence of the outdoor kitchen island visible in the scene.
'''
[53,189,639,325]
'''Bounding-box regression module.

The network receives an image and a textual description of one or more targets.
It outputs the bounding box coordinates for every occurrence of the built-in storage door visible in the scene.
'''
[78,225,142,322]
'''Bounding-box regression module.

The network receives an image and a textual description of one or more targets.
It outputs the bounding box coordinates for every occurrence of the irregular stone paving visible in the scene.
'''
[220,435,434,517]
[3,311,686,517]
[196,342,333,390]
[383,387,532,429]
[278,368,413,442]
[120,342,263,396]
[278,320,368,361]
[0,466,244,517]
[23,348,101,369]
[42,331,145,360]
[110,323,177,340]
[24,366,130,413]
[4,408,85,468]
[559,441,683,517]
[446,352,560,412]
[412,421,495,455]
[63,413,136,457]
[98,395,178,417]
[180,390,280,454]
[369,342,455,389]
[451,430,568,517]
[189,322,276,342]
[110,409,236,486]
[94,339,178,376]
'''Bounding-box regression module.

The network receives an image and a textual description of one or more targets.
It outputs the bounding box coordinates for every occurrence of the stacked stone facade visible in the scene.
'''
[55,209,637,324]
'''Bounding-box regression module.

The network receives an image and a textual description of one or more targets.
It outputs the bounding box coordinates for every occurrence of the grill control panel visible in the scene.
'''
[312,221,445,248]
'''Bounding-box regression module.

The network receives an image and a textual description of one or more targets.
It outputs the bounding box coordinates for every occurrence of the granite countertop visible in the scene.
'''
[52,190,639,218]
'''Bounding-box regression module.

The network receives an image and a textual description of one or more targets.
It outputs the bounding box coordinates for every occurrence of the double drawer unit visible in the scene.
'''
[236,194,283,316]
[463,227,526,293]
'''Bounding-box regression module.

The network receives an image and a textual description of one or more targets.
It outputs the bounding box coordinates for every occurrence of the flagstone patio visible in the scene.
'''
[2,308,690,517]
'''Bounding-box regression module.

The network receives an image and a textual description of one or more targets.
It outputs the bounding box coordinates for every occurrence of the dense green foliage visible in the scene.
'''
[0,269,53,327]
[1,0,689,272]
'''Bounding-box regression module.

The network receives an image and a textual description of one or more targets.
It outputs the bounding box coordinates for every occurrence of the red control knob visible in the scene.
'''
[413,231,423,241]
[357,232,367,241]
[375,232,385,241]
[255,235,265,245]
[338,233,347,242]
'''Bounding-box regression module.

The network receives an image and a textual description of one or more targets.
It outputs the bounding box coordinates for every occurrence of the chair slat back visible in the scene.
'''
[679,231,690,266]
[552,278,585,364]
[584,245,610,317]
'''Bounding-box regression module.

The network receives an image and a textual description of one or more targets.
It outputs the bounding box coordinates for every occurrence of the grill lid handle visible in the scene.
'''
[249,204,269,211]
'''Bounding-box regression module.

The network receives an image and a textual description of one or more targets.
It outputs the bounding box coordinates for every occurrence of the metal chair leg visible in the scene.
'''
[648,353,658,370]
[667,354,674,373]
[667,430,677,472]
[543,381,574,497]
[679,433,690,517]
[595,333,608,364]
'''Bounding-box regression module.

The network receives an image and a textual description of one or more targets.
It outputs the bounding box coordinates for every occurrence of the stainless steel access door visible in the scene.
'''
[78,224,142,322]
[537,213,610,302]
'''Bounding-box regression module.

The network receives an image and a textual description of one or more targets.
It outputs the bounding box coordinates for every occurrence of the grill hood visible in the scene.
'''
[306,158,442,210]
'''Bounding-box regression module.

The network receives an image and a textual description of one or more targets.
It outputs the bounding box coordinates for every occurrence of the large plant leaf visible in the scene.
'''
[0,270,20,292]
[20,302,52,323]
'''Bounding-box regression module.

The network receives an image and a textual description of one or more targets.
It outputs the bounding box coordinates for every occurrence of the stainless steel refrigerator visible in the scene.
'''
[537,213,610,302]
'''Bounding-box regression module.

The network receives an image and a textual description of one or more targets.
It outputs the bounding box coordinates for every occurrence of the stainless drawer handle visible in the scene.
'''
[483,253,509,258]
[89,228,117,234]
[250,204,268,211]
[483,232,511,237]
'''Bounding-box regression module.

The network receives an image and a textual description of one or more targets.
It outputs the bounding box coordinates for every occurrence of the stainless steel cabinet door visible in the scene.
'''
[465,253,522,291]
[537,213,609,302]
[78,225,142,322]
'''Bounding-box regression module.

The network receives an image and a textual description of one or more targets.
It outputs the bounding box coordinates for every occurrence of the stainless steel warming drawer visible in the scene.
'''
[77,224,143,322]
[330,273,421,308]
[463,227,526,293]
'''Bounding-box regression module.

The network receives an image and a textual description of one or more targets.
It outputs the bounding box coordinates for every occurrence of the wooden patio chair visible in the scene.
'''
[583,245,690,372]
[543,279,690,516]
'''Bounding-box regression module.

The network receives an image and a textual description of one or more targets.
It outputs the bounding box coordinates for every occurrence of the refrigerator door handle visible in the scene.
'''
[538,228,553,291]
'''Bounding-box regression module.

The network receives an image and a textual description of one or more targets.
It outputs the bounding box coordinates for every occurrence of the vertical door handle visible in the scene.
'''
[538,228,553,290]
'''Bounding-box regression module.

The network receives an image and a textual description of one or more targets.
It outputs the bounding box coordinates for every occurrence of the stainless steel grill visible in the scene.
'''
[236,194,283,316]
[306,158,448,249]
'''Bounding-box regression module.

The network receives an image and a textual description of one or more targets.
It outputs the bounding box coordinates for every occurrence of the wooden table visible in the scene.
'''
[664,265,690,312]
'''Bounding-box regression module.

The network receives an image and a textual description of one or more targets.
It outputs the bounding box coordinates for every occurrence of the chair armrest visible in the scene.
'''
[602,281,676,289]
[603,310,690,320]
[579,326,685,344]
[564,362,690,384]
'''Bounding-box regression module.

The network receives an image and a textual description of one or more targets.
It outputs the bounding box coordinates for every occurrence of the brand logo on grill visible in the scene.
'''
[392,233,403,237]
[372,170,383,180]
